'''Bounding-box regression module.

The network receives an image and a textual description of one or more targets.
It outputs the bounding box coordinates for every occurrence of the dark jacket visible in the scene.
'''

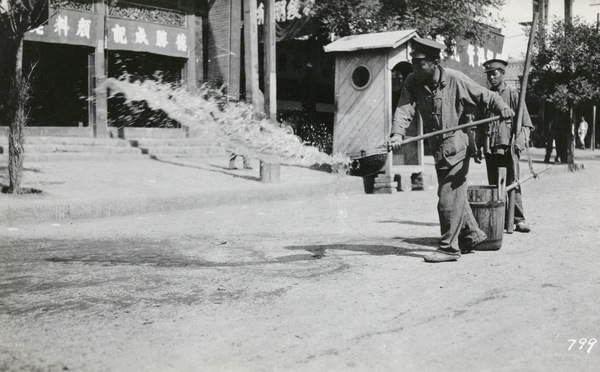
[483,82,533,154]
[392,66,509,167]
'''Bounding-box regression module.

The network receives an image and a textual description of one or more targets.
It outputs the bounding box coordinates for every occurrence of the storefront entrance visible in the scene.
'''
[24,42,92,127]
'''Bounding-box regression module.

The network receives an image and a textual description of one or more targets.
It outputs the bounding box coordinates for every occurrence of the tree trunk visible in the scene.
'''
[567,105,577,171]
[8,37,27,194]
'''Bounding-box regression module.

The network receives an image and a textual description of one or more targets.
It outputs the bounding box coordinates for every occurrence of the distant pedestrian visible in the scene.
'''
[480,58,533,233]
[578,116,588,149]
[389,38,514,263]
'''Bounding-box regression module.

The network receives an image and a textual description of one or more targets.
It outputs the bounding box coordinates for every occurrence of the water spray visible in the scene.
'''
[102,77,351,169]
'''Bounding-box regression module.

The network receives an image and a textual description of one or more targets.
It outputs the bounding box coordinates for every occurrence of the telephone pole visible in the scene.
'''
[563,0,578,168]
[591,2,600,150]
[533,0,548,25]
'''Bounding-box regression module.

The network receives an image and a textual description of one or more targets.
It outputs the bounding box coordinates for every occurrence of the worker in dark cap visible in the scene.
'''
[478,58,533,233]
[388,37,515,263]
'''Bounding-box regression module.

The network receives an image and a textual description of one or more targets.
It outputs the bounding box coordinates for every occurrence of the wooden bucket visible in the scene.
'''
[468,185,505,251]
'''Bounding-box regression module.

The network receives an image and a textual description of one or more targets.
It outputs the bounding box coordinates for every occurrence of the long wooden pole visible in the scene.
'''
[396,116,500,146]
[512,13,538,143]
[507,12,538,233]
[358,116,501,157]
[505,166,552,192]
[592,105,596,151]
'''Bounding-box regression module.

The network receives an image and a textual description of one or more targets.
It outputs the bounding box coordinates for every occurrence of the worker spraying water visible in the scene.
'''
[388,37,515,263]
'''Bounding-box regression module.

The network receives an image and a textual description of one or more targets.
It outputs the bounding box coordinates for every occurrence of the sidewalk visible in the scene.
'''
[0,155,366,224]
[0,147,595,224]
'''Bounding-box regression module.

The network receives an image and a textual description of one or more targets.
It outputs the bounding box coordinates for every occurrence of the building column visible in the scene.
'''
[93,0,108,137]
[229,0,242,99]
[185,0,196,89]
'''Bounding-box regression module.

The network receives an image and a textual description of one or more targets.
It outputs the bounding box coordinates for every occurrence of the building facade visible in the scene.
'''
[2,0,330,139]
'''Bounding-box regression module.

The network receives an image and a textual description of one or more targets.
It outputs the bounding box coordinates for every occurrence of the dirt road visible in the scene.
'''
[1,162,599,371]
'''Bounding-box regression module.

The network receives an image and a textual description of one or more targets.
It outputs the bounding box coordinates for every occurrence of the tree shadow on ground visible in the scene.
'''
[285,242,434,260]
[0,165,43,176]
[149,156,260,182]
[0,183,42,194]
[378,220,438,227]
[0,165,44,194]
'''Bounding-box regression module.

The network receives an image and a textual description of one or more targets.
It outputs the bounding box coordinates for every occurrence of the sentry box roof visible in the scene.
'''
[324,29,419,53]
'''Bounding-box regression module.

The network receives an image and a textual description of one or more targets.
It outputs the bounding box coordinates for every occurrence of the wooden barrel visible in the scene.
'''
[468,185,505,251]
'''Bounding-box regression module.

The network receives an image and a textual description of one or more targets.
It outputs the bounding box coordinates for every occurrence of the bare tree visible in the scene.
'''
[0,0,47,193]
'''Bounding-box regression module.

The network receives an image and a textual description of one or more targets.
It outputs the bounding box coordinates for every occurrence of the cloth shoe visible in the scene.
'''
[515,222,531,233]
[459,233,487,254]
[424,250,460,263]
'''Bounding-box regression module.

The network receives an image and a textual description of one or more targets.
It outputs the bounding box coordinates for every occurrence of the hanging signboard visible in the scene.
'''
[443,26,505,86]
[23,9,190,58]
[24,8,98,48]
[106,18,189,58]
[256,0,317,42]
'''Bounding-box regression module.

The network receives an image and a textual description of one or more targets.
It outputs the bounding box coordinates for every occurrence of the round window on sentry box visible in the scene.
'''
[351,65,371,90]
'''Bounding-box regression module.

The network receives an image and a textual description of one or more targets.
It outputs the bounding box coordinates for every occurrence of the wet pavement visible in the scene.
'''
[0,148,599,371]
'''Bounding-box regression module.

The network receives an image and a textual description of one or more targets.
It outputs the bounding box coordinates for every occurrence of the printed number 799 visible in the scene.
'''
[568,338,597,353]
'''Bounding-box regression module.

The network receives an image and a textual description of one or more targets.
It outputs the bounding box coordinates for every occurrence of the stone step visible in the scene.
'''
[141,145,227,155]
[21,144,143,154]
[109,127,188,139]
[0,136,145,161]
[21,137,131,147]
[129,138,216,147]
[149,152,230,160]
[0,137,131,148]
[7,152,148,162]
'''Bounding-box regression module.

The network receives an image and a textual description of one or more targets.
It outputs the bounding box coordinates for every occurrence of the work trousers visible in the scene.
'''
[484,152,526,224]
[435,157,486,253]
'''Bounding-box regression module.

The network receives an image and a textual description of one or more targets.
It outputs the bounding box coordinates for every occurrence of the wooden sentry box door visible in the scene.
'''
[333,50,387,154]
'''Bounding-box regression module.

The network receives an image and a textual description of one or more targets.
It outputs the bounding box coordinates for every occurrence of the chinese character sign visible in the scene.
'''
[175,33,187,52]
[256,0,317,41]
[76,18,92,39]
[156,30,169,48]
[112,24,128,44]
[286,0,302,20]
[443,30,505,86]
[25,9,96,46]
[135,27,149,45]
[23,9,190,58]
[106,18,189,58]
[53,15,71,37]
[257,0,314,25]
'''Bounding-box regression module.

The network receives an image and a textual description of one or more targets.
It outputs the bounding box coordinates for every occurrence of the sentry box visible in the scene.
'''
[324,30,425,192]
